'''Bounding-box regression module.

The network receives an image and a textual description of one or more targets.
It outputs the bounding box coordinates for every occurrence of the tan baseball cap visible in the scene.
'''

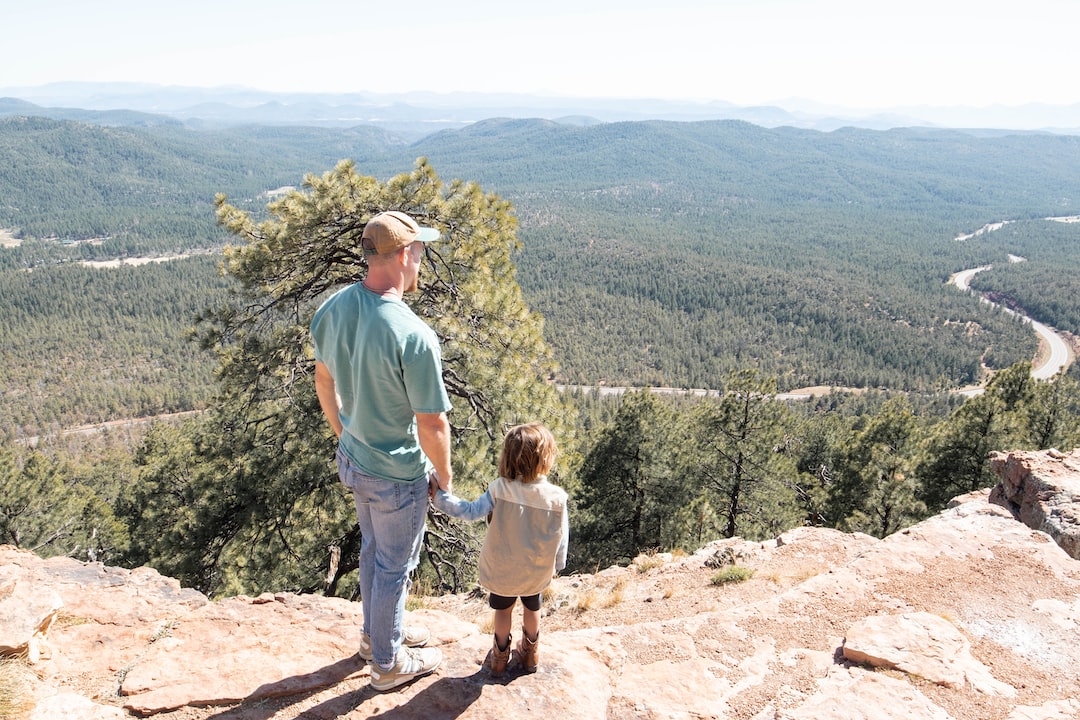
[361,211,441,256]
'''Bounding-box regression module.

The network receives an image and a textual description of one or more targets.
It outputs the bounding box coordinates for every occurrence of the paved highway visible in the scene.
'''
[950,265,1072,380]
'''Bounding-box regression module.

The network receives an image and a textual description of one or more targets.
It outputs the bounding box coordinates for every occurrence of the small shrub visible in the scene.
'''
[54,613,91,629]
[710,566,755,585]
[150,620,176,643]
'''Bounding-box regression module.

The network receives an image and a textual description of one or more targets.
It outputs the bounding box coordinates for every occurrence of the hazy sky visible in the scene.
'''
[4,0,1078,110]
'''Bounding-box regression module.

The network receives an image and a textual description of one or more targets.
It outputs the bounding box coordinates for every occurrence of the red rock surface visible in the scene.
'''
[3,449,1079,719]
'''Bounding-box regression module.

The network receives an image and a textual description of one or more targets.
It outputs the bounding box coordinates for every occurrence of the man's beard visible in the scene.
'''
[406,272,419,294]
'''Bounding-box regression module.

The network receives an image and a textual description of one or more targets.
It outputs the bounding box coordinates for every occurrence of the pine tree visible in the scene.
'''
[1022,373,1080,450]
[914,362,1033,511]
[683,370,801,541]
[123,159,572,596]
[828,396,925,537]
[0,445,124,561]
[572,390,687,569]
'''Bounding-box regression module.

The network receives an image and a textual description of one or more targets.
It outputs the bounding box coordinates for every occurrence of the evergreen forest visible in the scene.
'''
[2,110,1079,597]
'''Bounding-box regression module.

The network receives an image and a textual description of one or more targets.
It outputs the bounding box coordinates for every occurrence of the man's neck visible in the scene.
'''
[362,277,403,299]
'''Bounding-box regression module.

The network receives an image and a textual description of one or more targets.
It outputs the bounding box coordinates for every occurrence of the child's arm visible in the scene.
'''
[432,487,494,523]
[555,504,569,573]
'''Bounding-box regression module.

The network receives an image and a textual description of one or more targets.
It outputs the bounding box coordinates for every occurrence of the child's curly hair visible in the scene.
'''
[497,422,557,483]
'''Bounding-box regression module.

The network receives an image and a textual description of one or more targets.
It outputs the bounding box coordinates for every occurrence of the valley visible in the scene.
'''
[2,114,1080,437]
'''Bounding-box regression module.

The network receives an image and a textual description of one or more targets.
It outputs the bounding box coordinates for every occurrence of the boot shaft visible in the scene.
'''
[485,634,511,676]
[515,632,539,673]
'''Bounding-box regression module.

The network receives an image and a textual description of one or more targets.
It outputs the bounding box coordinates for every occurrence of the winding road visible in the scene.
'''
[564,255,1075,403]
[950,265,1073,381]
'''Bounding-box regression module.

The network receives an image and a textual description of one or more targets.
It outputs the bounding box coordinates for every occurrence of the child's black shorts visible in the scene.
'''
[489,592,542,612]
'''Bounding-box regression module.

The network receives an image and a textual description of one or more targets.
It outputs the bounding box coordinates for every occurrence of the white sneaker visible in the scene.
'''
[370,646,442,692]
[359,626,430,661]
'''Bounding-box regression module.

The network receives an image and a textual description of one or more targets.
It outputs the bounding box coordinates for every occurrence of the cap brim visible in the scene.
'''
[416,227,441,243]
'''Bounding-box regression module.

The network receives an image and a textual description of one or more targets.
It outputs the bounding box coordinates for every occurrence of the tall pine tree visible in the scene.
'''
[122,159,572,596]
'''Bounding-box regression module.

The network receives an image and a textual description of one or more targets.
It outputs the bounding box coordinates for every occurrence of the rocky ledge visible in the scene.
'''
[2,449,1079,719]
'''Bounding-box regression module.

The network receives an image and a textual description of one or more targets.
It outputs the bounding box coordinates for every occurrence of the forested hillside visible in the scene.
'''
[374,120,1080,389]
[0,116,405,245]
[2,114,1079,437]
[0,254,231,437]
[967,218,1080,331]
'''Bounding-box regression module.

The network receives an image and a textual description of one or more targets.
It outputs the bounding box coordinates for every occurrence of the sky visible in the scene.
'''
[4,0,1080,111]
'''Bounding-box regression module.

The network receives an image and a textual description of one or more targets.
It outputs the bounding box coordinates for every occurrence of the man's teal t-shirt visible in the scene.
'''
[310,284,452,482]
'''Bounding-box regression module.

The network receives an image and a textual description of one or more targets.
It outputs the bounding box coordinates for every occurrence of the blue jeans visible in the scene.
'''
[336,447,428,667]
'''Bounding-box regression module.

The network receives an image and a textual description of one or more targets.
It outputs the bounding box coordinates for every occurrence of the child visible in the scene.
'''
[432,422,568,676]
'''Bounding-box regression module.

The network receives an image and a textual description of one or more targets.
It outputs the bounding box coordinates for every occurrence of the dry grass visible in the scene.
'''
[575,577,627,612]
[758,565,823,586]
[575,589,598,611]
[605,577,627,606]
[634,554,666,573]
[0,658,36,720]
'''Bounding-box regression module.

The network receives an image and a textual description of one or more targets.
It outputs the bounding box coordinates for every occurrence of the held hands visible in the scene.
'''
[427,469,451,499]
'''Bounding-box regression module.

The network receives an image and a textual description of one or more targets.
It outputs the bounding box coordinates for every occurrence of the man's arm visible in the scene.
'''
[314,361,343,438]
[415,411,452,493]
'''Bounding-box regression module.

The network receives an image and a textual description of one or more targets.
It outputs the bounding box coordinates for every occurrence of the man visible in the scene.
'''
[310,210,452,692]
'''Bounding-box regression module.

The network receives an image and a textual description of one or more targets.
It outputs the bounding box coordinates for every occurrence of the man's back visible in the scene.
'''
[311,282,447,481]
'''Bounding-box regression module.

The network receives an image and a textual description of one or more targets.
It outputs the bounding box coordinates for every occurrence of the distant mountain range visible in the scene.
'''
[2,82,1078,139]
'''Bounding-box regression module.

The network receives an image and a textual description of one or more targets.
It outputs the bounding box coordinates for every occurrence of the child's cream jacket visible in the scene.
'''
[434,475,569,597]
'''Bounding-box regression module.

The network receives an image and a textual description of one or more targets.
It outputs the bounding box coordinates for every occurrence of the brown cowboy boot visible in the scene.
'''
[514,631,539,673]
[483,634,511,676]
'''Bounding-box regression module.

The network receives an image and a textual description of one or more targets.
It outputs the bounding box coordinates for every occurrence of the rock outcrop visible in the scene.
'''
[990,448,1080,560]
[2,450,1079,720]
